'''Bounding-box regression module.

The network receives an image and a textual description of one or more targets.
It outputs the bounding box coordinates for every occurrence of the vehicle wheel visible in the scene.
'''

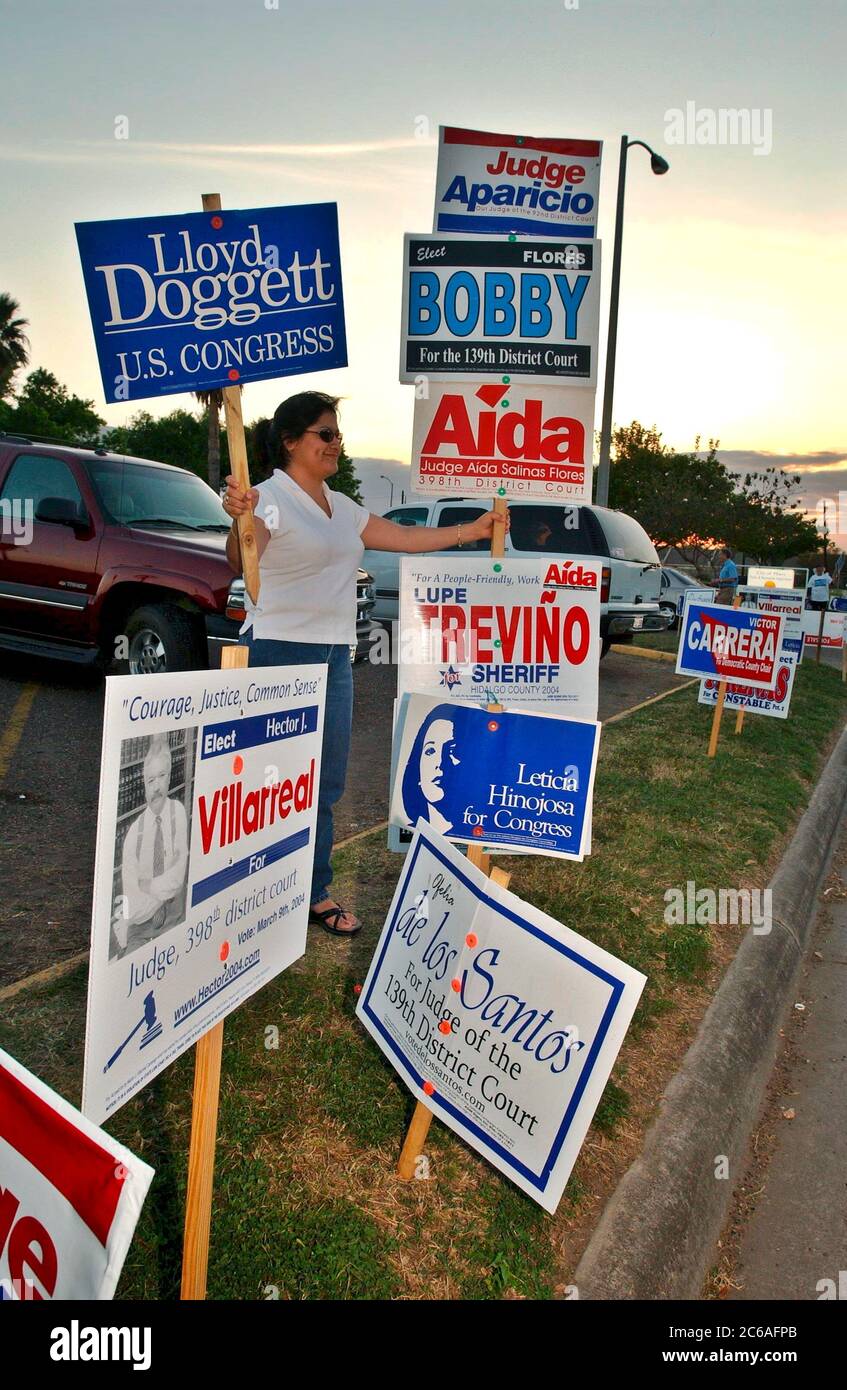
[600,636,612,659]
[659,602,678,630]
[119,604,206,675]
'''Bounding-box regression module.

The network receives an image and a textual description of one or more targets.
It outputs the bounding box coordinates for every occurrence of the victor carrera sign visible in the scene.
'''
[75,202,347,402]
[676,602,785,689]
[356,825,645,1212]
[401,235,600,387]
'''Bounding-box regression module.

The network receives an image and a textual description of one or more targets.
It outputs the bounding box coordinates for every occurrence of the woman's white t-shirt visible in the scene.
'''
[241,469,370,644]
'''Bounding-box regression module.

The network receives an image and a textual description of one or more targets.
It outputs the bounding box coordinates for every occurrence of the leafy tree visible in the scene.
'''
[608,421,818,567]
[106,408,225,481]
[725,470,818,562]
[193,389,224,492]
[608,422,732,567]
[0,294,29,398]
[0,367,103,444]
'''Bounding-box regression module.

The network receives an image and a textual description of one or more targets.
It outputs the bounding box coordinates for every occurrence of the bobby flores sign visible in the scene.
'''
[398,556,600,715]
[83,666,325,1123]
[357,825,644,1212]
[676,602,785,689]
[75,203,347,402]
[0,1048,153,1300]
[411,379,594,504]
[434,126,602,239]
[401,236,600,386]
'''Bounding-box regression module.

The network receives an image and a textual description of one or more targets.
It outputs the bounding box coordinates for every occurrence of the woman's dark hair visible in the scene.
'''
[251,391,340,480]
[401,702,470,829]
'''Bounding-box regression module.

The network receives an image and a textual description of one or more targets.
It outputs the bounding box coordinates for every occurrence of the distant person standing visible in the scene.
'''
[716,548,739,604]
[807,564,833,610]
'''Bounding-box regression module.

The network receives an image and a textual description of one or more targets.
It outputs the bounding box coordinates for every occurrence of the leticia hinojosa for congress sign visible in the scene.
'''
[356,824,645,1212]
[83,666,325,1124]
[434,126,602,239]
[390,692,599,860]
[75,203,346,403]
[675,602,784,689]
[0,1047,153,1300]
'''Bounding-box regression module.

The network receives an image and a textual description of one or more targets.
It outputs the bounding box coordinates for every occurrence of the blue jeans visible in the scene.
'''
[241,633,353,905]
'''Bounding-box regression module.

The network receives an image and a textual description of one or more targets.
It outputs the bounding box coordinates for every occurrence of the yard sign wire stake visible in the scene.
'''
[182,195,261,1298]
[201,193,260,606]
[398,491,509,1179]
[707,595,743,759]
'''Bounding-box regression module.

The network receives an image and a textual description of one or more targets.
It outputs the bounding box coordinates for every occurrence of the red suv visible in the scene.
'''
[0,435,376,673]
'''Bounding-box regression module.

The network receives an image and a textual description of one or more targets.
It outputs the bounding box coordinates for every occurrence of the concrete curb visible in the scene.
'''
[610,642,677,664]
[572,720,847,1300]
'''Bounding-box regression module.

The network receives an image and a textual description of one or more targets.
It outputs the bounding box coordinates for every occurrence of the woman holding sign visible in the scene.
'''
[224,391,507,935]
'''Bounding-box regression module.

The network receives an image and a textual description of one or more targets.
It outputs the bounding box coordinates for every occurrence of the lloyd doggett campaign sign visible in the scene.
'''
[411,379,594,503]
[390,692,599,860]
[0,1048,153,1300]
[401,235,600,387]
[75,202,346,403]
[434,126,603,239]
[676,602,785,690]
[356,825,645,1212]
[398,555,600,716]
[82,666,325,1124]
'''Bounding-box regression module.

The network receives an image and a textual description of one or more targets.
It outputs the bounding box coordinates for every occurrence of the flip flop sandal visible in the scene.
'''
[308,902,362,937]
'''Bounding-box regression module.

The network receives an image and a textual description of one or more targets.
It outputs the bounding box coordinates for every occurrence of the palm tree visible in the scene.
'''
[194,389,223,493]
[0,294,30,399]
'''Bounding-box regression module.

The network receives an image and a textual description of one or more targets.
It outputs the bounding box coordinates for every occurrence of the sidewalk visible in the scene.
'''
[728,821,847,1300]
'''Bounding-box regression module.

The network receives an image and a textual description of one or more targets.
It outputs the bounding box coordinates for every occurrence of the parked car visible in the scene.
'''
[363,499,667,656]
[0,434,376,673]
[659,566,702,629]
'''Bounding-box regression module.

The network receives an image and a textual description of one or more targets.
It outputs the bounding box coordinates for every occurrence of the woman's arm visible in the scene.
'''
[361,508,509,554]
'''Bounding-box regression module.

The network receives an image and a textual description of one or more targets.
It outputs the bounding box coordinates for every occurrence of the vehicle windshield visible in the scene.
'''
[596,509,659,565]
[88,459,228,530]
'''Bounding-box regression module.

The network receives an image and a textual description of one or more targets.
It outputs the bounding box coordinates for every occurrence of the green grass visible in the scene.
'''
[2,660,844,1300]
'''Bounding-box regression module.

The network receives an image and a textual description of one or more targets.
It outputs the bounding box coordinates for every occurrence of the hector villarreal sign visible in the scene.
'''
[434,126,602,238]
[83,666,325,1124]
[401,235,600,386]
[357,825,645,1212]
[75,203,347,403]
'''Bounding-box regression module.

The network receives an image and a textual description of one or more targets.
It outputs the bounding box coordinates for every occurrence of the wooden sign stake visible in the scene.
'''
[707,595,742,759]
[182,199,260,1297]
[398,492,509,1179]
[180,644,248,1299]
[734,709,745,735]
[201,194,260,606]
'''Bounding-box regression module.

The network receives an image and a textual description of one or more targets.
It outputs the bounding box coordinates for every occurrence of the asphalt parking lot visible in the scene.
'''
[0,641,769,988]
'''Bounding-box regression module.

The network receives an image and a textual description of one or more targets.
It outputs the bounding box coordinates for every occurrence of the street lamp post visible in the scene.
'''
[594,135,669,509]
[380,474,394,508]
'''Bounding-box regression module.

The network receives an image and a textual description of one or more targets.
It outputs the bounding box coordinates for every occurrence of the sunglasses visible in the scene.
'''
[304,428,343,444]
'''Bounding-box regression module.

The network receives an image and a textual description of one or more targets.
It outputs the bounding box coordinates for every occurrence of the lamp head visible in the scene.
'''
[650,153,670,175]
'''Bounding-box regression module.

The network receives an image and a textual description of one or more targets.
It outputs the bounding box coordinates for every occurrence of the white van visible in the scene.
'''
[363,499,667,656]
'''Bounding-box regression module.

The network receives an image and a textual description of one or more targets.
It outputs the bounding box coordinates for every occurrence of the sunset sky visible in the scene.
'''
[2,0,844,538]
